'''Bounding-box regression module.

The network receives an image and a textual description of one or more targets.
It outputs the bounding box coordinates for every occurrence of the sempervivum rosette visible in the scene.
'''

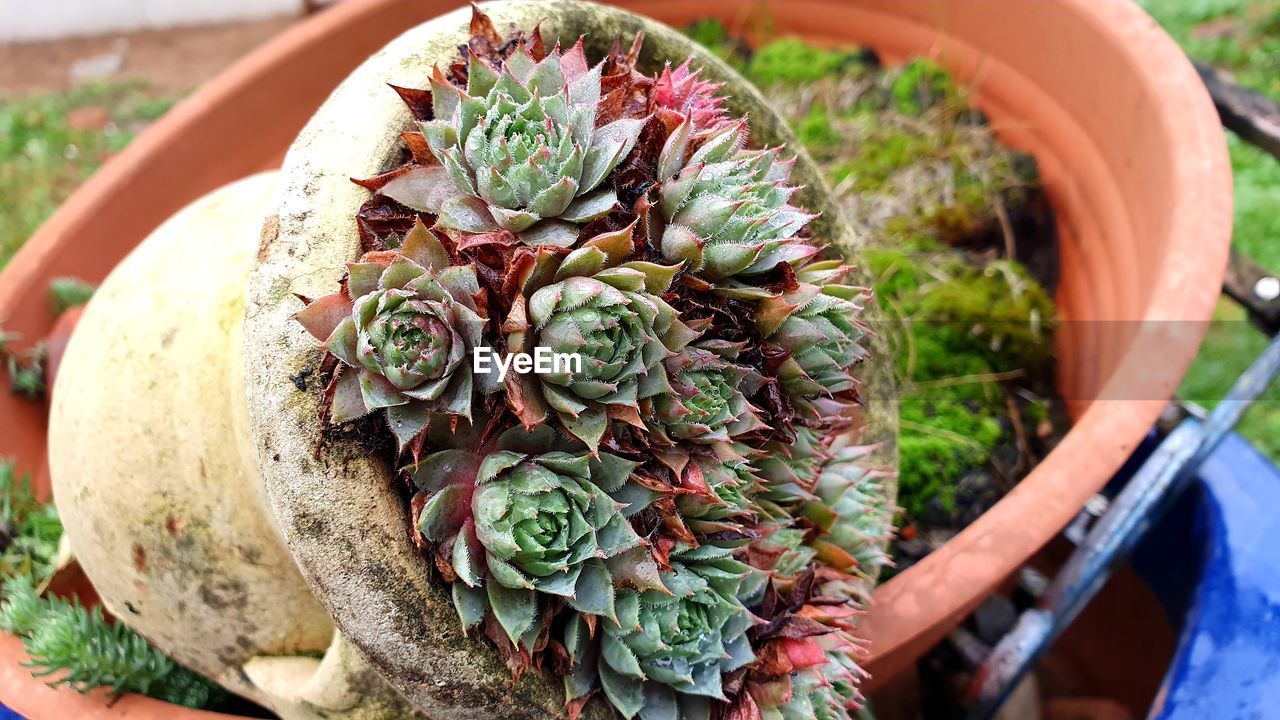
[656,122,818,281]
[503,223,699,450]
[755,426,832,511]
[758,260,871,425]
[651,60,732,136]
[381,42,643,247]
[281,7,894,719]
[294,221,492,449]
[646,340,767,458]
[746,593,869,720]
[411,427,664,650]
[806,445,896,601]
[564,545,760,719]
[767,640,867,720]
[675,456,762,536]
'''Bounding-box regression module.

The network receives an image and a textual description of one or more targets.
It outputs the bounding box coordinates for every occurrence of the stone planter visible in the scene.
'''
[244,2,893,717]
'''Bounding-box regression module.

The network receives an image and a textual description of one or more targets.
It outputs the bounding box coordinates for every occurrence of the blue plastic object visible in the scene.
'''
[1150,431,1280,720]
[968,335,1280,719]
[0,702,24,720]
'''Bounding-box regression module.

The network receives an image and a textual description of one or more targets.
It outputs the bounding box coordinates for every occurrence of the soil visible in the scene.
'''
[0,17,299,96]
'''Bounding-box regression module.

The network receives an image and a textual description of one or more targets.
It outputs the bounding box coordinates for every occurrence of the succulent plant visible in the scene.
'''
[411,427,664,648]
[651,60,731,136]
[504,223,699,449]
[295,222,492,448]
[381,43,644,247]
[755,426,831,510]
[656,121,818,280]
[758,636,866,720]
[564,544,760,719]
[302,12,892,718]
[646,340,767,456]
[733,568,869,720]
[805,445,896,599]
[675,456,761,535]
[759,260,871,424]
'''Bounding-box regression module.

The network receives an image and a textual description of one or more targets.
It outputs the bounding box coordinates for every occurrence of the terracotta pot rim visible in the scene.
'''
[0,633,246,719]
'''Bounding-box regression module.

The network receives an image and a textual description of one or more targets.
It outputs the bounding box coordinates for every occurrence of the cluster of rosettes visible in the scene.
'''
[296,9,892,720]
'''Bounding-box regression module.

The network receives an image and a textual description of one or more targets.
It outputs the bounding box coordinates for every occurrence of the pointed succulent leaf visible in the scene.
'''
[452,583,488,631]
[486,583,537,645]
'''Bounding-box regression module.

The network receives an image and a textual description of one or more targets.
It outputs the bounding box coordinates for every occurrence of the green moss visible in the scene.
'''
[745,37,861,86]
[794,104,841,157]
[681,27,1057,518]
[889,59,960,116]
[899,396,1004,515]
[871,249,1056,518]
[832,129,935,192]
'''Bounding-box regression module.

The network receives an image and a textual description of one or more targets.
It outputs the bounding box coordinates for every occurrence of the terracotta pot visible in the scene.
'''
[0,0,1229,716]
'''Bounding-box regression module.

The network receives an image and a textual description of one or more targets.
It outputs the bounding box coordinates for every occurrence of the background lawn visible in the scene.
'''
[0,81,175,268]
[1141,0,1280,459]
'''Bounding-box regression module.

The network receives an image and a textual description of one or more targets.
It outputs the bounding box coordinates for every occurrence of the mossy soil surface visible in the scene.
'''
[686,21,1070,570]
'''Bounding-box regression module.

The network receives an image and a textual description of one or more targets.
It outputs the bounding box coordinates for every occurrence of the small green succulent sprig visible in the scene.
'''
[1,277,95,402]
[0,460,61,586]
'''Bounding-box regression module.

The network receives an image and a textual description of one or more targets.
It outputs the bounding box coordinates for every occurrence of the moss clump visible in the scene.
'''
[888,59,960,116]
[745,37,863,86]
[794,103,842,157]
[830,125,939,192]
[868,248,1056,518]
[682,23,1062,526]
